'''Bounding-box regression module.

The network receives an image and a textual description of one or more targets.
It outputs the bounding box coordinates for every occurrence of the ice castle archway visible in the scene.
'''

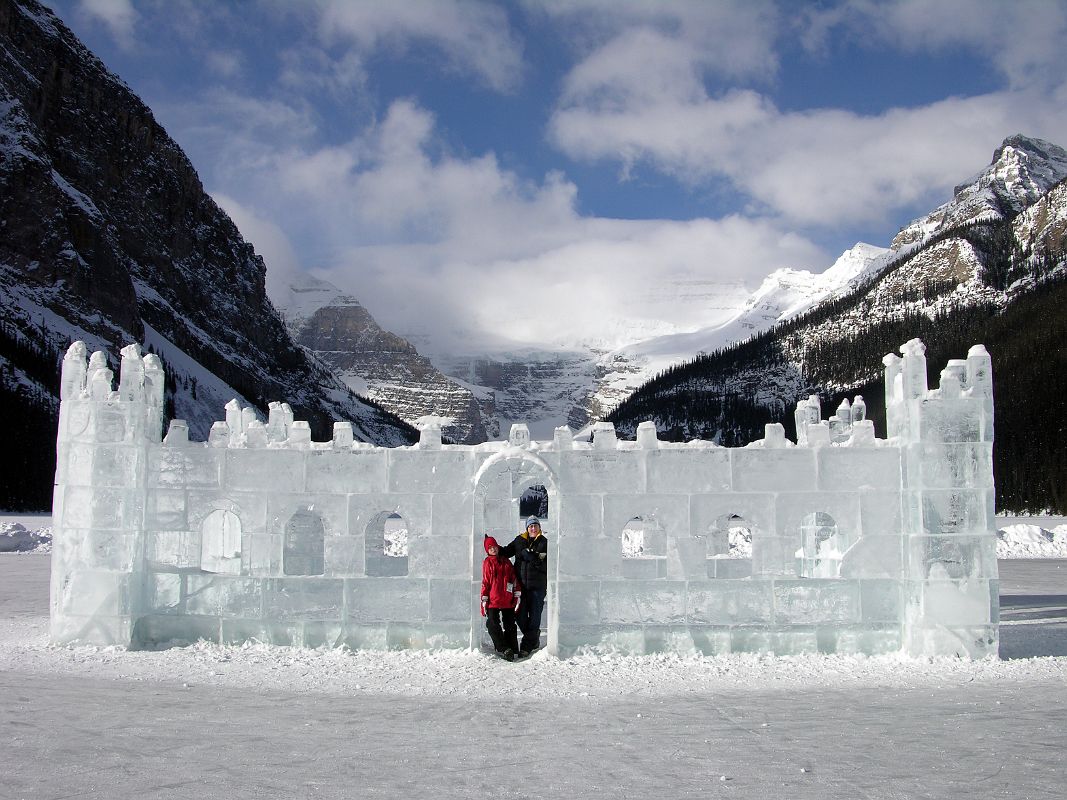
[471,445,559,652]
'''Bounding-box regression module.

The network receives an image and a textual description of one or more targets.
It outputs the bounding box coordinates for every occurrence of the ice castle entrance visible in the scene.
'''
[472,443,559,654]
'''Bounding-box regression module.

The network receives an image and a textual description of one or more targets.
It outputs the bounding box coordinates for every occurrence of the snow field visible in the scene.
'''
[2,553,1066,798]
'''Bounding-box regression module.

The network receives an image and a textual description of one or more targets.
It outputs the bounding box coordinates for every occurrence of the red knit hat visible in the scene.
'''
[484,536,500,553]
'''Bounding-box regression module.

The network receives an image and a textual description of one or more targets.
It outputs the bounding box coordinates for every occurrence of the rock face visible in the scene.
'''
[280,277,492,444]
[0,0,416,507]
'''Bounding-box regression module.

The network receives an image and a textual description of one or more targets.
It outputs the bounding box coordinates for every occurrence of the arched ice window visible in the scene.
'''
[366,512,409,577]
[706,513,755,579]
[201,509,242,575]
[796,512,848,578]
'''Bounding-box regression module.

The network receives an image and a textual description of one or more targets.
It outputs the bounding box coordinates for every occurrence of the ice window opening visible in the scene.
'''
[384,514,408,558]
[518,484,548,519]
[705,513,755,579]
[283,510,325,576]
[200,509,242,575]
[621,516,667,579]
[710,513,754,559]
[366,512,409,577]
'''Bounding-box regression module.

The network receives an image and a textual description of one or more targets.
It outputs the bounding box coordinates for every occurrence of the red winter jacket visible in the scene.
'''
[481,536,521,609]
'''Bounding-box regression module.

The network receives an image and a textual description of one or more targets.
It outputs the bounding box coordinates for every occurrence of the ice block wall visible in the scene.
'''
[50,339,998,658]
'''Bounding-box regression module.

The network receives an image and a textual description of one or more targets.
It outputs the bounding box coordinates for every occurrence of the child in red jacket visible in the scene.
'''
[481,535,522,661]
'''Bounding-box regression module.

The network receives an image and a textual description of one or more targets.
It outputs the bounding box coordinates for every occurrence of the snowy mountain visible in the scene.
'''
[377,268,861,440]
[584,243,891,421]
[606,134,1067,513]
[278,276,493,444]
[0,0,415,508]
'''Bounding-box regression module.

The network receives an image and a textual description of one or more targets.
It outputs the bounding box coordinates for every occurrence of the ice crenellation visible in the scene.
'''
[51,336,999,660]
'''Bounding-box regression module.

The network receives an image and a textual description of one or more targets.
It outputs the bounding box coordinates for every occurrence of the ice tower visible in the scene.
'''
[888,340,998,657]
[50,338,999,659]
[51,343,164,645]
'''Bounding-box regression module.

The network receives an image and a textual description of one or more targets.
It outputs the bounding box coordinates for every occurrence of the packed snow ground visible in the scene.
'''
[2,517,1066,798]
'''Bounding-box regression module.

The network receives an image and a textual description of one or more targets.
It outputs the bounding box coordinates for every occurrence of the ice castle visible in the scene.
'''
[50,338,999,658]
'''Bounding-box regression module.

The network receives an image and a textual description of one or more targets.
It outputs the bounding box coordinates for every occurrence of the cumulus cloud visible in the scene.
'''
[187,97,826,351]
[213,194,304,303]
[313,0,524,92]
[548,0,1067,227]
[801,0,1067,89]
[104,0,1067,355]
[531,0,781,81]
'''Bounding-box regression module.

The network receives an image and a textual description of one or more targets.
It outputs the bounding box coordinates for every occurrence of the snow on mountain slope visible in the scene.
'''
[586,243,890,418]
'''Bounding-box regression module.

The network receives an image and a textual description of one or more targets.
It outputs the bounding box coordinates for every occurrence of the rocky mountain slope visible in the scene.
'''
[607,135,1067,513]
[0,0,416,509]
[279,276,493,444]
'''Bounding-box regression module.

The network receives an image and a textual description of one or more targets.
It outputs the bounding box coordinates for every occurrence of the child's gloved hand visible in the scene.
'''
[514,592,522,612]
[480,597,488,617]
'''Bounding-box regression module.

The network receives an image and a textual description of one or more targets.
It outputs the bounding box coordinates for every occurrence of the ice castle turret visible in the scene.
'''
[51,342,165,646]
[50,338,1000,659]
[885,341,998,657]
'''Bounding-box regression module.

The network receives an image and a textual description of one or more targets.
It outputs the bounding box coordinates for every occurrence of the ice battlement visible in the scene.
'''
[50,339,999,660]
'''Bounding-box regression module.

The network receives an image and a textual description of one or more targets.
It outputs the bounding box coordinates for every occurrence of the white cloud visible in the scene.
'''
[204,51,244,79]
[548,0,1067,228]
[188,96,826,350]
[314,0,524,92]
[297,103,825,348]
[278,46,367,100]
[530,0,781,81]
[213,194,303,303]
[803,0,1067,89]
[77,0,136,44]
[551,84,1067,226]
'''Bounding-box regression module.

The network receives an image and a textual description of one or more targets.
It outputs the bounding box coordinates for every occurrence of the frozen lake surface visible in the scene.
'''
[1,556,1065,798]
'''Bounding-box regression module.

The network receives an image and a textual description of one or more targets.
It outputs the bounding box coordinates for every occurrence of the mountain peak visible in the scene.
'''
[954,133,1067,200]
[894,134,1067,249]
[994,134,1067,166]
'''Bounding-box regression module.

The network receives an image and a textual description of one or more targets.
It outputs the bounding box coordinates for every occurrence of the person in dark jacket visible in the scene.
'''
[480,535,521,661]
[501,516,548,655]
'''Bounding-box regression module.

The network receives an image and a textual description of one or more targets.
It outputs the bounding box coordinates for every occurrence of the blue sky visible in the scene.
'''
[42,0,1067,349]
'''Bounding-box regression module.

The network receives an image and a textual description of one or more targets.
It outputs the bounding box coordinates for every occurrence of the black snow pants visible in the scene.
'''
[486,607,519,653]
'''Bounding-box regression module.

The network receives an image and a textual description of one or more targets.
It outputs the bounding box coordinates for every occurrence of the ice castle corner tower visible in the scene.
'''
[49,338,999,659]
[51,343,164,646]
[887,340,998,657]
